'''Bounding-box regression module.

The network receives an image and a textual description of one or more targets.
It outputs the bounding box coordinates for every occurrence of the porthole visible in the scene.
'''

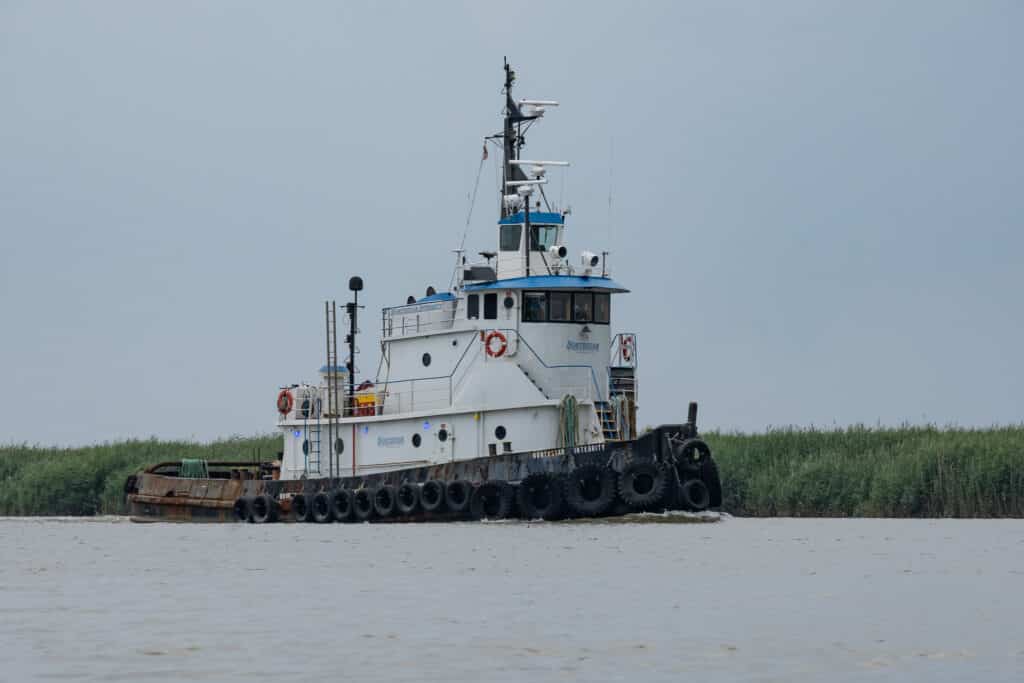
[438,428,449,442]
[503,296,515,309]
[422,353,431,367]
[412,433,422,448]
[334,437,344,454]
[494,425,507,440]
[451,339,458,347]
[302,439,310,455]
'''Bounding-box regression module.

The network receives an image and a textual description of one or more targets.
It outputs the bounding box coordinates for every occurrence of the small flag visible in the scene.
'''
[482,143,488,160]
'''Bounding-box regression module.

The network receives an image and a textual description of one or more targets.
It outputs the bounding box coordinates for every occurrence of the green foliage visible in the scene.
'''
[0,435,279,516]
[2,427,1023,517]
[705,425,1024,517]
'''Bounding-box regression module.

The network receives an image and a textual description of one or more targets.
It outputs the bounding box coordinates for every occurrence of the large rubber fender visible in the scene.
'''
[251,493,278,524]
[232,497,250,522]
[292,493,314,523]
[701,458,723,508]
[470,481,514,520]
[420,480,446,513]
[617,461,668,509]
[680,479,711,511]
[445,480,473,515]
[312,491,334,523]
[564,465,616,516]
[674,438,711,471]
[353,488,375,521]
[373,485,397,518]
[516,473,564,520]
[331,489,353,522]
[396,483,420,515]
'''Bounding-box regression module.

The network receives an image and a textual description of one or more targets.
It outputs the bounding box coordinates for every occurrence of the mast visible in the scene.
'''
[346,276,363,417]
[501,58,534,218]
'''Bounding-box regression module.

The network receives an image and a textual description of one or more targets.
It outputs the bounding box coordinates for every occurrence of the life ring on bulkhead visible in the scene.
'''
[276,389,294,416]
[484,330,508,358]
[620,335,634,363]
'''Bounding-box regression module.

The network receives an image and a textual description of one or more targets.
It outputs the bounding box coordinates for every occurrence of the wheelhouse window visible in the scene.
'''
[523,292,547,322]
[515,290,612,324]
[500,224,522,251]
[549,292,571,321]
[467,294,479,319]
[573,293,594,322]
[483,293,498,319]
[594,293,610,324]
[530,224,559,251]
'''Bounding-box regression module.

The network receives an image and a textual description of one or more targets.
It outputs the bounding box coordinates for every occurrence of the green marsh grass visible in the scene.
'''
[705,425,1024,517]
[1,427,1022,517]
[0,435,279,516]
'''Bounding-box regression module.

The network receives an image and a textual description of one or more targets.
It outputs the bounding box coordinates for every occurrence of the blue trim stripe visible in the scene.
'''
[417,292,456,303]
[463,275,628,293]
[498,211,564,225]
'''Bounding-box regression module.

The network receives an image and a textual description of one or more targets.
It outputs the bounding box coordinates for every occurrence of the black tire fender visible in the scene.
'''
[516,473,564,520]
[674,438,711,470]
[618,461,668,509]
[680,478,711,511]
[312,491,334,523]
[251,493,278,523]
[420,480,446,513]
[331,489,353,522]
[564,465,616,517]
[396,483,421,515]
[470,481,514,520]
[445,480,473,515]
[353,488,375,521]
[373,485,397,517]
[232,496,250,522]
[701,458,723,508]
[292,493,314,523]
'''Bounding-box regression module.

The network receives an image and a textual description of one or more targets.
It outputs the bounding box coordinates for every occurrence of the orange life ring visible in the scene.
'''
[620,335,634,362]
[484,330,508,358]
[276,389,294,415]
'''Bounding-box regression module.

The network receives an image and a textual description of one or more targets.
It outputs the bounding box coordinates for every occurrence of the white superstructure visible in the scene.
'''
[274,62,639,480]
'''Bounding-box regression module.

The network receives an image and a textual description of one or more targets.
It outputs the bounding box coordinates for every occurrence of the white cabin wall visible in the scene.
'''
[379,330,479,414]
[515,320,611,402]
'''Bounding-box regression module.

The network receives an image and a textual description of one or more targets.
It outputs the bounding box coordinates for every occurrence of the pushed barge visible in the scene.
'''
[126,61,722,523]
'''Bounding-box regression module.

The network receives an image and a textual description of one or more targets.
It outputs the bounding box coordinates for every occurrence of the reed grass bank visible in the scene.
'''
[1,427,1021,517]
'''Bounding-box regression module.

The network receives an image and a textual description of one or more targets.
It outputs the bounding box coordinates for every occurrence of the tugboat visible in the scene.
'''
[126,61,722,523]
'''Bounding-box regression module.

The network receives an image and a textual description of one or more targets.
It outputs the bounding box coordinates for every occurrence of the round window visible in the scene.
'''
[503,296,515,309]
[422,353,431,367]
[438,428,449,442]
[494,425,507,440]
[334,437,344,454]
[412,433,422,448]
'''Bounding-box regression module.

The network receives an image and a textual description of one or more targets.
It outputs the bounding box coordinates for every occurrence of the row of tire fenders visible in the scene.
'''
[232,458,714,524]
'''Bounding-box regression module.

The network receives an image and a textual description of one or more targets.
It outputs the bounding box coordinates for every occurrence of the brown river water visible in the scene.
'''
[1,516,1022,682]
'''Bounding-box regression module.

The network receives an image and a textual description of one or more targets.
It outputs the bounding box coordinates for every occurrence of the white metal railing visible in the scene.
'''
[276,329,608,422]
[610,332,638,368]
[509,330,604,403]
[381,299,457,339]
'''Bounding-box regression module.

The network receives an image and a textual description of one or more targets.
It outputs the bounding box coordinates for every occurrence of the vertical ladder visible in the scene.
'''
[324,301,339,478]
[307,415,321,475]
[595,401,621,441]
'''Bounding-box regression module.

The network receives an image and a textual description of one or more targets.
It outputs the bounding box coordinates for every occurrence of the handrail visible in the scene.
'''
[278,327,608,420]
[374,333,482,414]
[610,332,638,368]
[500,328,604,401]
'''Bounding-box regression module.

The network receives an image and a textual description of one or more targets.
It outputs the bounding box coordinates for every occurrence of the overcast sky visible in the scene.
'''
[1,1,1021,446]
